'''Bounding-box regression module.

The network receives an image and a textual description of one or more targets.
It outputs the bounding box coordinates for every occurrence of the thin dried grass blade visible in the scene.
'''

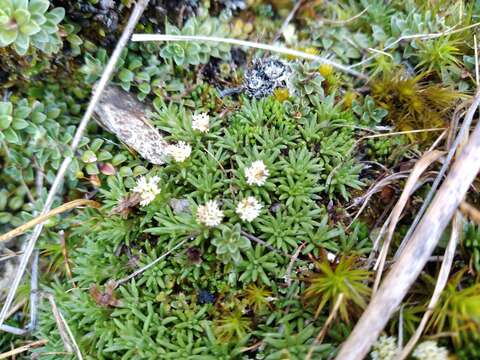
[398,212,461,359]
[372,150,445,294]
[459,201,480,224]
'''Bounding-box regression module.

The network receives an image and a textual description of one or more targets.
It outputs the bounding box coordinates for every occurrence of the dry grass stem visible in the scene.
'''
[0,199,100,244]
[0,339,48,359]
[131,34,368,79]
[372,150,445,294]
[398,212,461,359]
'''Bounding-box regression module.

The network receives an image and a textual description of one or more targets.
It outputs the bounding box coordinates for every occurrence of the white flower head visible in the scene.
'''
[413,341,448,360]
[326,251,336,262]
[370,336,398,360]
[196,200,224,227]
[236,196,262,222]
[166,141,192,162]
[132,175,161,206]
[245,160,269,186]
[192,112,210,133]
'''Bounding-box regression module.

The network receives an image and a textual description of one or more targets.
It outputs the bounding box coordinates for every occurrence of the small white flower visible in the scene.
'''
[245,160,269,186]
[196,200,224,227]
[192,112,210,133]
[166,141,192,162]
[132,175,161,206]
[266,296,277,302]
[413,341,448,360]
[370,336,398,360]
[236,196,262,222]
[326,251,336,262]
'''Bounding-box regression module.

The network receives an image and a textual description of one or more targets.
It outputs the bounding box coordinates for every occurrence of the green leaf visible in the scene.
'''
[20,20,41,36]
[31,111,46,123]
[67,33,82,46]
[13,33,29,55]
[0,9,9,24]
[29,0,50,14]
[85,163,99,175]
[0,29,18,46]
[118,68,134,83]
[31,30,48,46]
[13,106,30,119]
[112,153,127,166]
[30,12,46,26]
[12,118,29,130]
[82,150,97,163]
[3,127,19,143]
[13,8,29,25]
[41,19,56,33]
[0,102,12,116]
[138,82,151,94]
[0,115,12,130]
[12,0,28,10]
[45,7,64,24]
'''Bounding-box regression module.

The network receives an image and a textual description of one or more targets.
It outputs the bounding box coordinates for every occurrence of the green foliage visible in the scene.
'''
[211,224,251,264]
[261,324,333,360]
[463,221,480,272]
[214,309,251,342]
[160,11,231,66]
[372,71,464,139]
[429,270,480,346]
[0,0,64,55]
[303,257,372,320]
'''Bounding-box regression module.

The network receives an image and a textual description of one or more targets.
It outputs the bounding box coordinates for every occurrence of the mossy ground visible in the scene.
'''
[1,0,480,359]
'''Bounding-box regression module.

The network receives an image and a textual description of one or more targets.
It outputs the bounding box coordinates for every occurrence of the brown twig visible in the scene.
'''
[306,293,345,360]
[317,6,369,25]
[115,237,189,287]
[59,230,75,286]
[47,294,83,359]
[273,0,304,42]
[0,339,48,359]
[240,230,294,260]
[336,90,480,359]
[0,199,100,243]
[459,201,480,224]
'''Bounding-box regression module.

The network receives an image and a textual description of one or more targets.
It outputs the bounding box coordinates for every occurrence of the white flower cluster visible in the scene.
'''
[132,176,161,206]
[236,196,263,222]
[196,200,224,227]
[192,112,210,133]
[413,341,448,360]
[245,160,269,186]
[166,141,192,162]
[370,336,398,360]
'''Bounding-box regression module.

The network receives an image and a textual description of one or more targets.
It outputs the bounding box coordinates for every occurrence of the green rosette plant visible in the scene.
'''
[0,0,64,55]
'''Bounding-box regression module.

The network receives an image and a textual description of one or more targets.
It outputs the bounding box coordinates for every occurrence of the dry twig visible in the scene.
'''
[131,34,368,79]
[372,150,445,294]
[306,293,345,360]
[459,201,480,224]
[47,294,83,359]
[398,212,461,359]
[0,339,48,359]
[0,199,100,243]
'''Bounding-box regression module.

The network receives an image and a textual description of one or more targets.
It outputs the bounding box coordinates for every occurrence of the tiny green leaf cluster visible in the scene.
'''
[0,0,64,55]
